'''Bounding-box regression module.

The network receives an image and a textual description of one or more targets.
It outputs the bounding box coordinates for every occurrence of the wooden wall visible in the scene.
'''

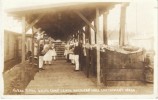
[4,30,32,62]
[4,30,19,62]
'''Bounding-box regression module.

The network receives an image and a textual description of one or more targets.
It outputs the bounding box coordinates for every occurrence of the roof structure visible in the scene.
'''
[6,2,119,40]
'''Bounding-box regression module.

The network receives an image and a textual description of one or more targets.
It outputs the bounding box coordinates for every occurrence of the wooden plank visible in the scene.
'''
[96,8,101,86]
[103,11,108,45]
[74,11,97,32]
[105,69,144,81]
[105,81,144,86]
[22,16,26,63]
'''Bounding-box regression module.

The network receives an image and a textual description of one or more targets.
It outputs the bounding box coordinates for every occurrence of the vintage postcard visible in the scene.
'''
[0,0,157,99]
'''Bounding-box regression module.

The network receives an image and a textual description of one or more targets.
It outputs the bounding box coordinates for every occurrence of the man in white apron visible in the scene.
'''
[39,44,44,69]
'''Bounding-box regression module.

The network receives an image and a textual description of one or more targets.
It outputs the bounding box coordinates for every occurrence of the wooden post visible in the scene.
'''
[44,34,45,45]
[77,31,80,41]
[96,8,101,86]
[22,16,26,63]
[79,30,82,42]
[94,19,97,44]
[32,27,35,67]
[83,28,86,44]
[85,25,89,40]
[119,3,128,46]
[37,39,40,68]
[103,12,108,45]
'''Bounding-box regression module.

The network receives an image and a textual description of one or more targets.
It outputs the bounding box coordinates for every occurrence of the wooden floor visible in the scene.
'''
[25,60,97,95]
[25,60,153,95]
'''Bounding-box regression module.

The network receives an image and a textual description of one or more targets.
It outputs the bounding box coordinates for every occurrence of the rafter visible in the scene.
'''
[74,10,96,32]
[25,14,44,32]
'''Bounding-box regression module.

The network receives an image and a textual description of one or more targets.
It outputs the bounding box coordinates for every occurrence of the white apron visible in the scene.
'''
[43,50,54,61]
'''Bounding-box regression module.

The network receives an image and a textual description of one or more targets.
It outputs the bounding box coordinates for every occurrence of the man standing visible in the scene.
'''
[74,40,80,71]
[39,44,44,70]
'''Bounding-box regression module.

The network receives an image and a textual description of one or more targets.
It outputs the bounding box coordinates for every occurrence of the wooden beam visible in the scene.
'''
[119,3,129,46]
[22,16,26,63]
[96,8,101,86]
[77,31,80,41]
[103,11,108,45]
[82,30,86,44]
[25,14,44,32]
[32,27,35,67]
[74,11,97,32]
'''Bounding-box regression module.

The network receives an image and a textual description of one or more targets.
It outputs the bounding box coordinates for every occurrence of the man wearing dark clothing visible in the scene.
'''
[74,42,80,71]
[78,43,84,71]
[74,45,80,55]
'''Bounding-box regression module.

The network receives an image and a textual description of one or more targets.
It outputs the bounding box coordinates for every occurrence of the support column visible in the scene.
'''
[77,31,80,41]
[103,11,108,45]
[119,3,129,46]
[85,25,89,41]
[85,25,90,78]
[44,33,45,44]
[96,8,101,86]
[79,30,82,42]
[22,16,26,63]
[94,19,97,44]
[37,39,40,68]
[83,29,85,44]
[32,27,35,67]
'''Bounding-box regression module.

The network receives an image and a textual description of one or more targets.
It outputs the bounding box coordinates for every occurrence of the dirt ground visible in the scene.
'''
[4,58,21,72]
[3,61,39,95]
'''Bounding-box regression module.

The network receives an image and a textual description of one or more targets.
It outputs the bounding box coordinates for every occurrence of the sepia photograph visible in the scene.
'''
[1,0,157,99]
